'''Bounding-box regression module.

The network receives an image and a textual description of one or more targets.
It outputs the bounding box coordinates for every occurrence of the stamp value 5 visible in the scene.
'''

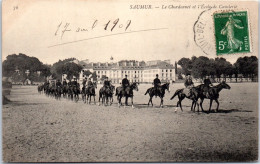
[214,11,250,55]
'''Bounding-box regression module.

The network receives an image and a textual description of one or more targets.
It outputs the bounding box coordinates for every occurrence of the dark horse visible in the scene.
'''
[69,85,80,102]
[115,82,139,108]
[55,86,63,100]
[196,81,231,112]
[170,87,200,112]
[144,83,170,108]
[98,85,115,106]
[85,82,97,104]
[37,84,44,94]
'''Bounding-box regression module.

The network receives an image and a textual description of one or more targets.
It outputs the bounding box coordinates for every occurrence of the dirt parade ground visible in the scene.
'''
[2,83,258,162]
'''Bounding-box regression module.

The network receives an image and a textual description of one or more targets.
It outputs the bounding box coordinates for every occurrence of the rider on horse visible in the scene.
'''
[122,75,130,94]
[82,77,87,90]
[104,77,111,89]
[153,74,161,97]
[68,79,72,87]
[56,79,62,87]
[203,75,213,97]
[183,74,194,97]
[86,78,94,94]
[63,79,67,86]
[72,78,77,86]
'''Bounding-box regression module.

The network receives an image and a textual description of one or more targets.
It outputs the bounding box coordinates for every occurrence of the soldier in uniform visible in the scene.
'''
[86,78,93,93]
[103,77,111,89]
[63,79,67,86]
[203,75,213,97]
[183,74,194,97]
[68,79,72,87]
[122,75,130,89]
[82,77,87,90]
[56,79,62,87]
[153,74,161,97]
[72,78,77,86]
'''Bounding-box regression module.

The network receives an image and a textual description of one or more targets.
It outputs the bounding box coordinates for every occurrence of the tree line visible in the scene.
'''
[177,56,258,81]
[2,54,87,83]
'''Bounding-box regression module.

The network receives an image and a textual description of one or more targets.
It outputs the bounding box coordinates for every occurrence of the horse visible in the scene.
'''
[72,85,80,102]
[62,85,69,98]
[170,87,200,112]
[144,83,170,108]
[98,85,115,106]
[115,82,139,108]
[196,81,231,113]
[55,86,63,100]
[86,82,97,104]
[37,84,44,94]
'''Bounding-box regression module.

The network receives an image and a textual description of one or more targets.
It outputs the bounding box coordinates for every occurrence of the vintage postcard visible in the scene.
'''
[2,0,258,162]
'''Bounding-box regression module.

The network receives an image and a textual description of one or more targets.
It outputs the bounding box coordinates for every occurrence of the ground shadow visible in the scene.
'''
[205,108,253,114]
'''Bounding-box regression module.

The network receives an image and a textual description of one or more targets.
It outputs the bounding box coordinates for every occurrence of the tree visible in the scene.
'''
[191,56,211,78]
[51,58,82,80]
[83,70,92,78]
[3,53,50,82]
[214,57,232,81]
[234,56,258,79]
[177,57,192,75]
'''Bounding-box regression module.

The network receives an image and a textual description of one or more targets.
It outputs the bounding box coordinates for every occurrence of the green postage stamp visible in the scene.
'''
[214,11,250,55]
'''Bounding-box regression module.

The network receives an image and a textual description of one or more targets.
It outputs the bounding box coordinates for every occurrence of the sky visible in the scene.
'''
[2,0,258,65]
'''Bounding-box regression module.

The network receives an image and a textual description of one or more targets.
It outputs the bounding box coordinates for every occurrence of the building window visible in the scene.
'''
[166,70,168,72]
[162,70,164,72]
[170,69,172,72]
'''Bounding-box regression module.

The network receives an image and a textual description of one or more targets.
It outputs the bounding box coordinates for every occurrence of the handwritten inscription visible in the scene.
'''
[55,19,132,39]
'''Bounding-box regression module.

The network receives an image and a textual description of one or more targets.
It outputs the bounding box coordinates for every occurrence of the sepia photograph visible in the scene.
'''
[2,0,259,162]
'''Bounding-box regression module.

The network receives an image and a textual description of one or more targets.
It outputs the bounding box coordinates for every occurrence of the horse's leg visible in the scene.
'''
[209,99,213,113]
[125,96,127,106]
[196,99,200,112]
[215,99,219,112]
[93,93,96,105]
[191,101,194,111]
[160,97,164,108]
[200,98,205,112]
[131,96,134,108]
[117,96,121,107]
[110,96,113,105]
[148,95,152,106]
[178,96,184,111]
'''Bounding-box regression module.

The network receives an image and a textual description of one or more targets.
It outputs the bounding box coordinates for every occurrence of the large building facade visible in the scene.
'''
[79,60,175,84]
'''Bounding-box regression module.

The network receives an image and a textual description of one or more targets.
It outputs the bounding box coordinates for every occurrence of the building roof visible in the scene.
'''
[80,60,175,70]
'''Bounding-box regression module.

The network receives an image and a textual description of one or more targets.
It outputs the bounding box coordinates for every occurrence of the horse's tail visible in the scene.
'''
[170,89,183,100]
[144,88,150,95]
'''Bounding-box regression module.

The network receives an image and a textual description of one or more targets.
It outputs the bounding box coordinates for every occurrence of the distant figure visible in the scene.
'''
[183,74,194,97]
